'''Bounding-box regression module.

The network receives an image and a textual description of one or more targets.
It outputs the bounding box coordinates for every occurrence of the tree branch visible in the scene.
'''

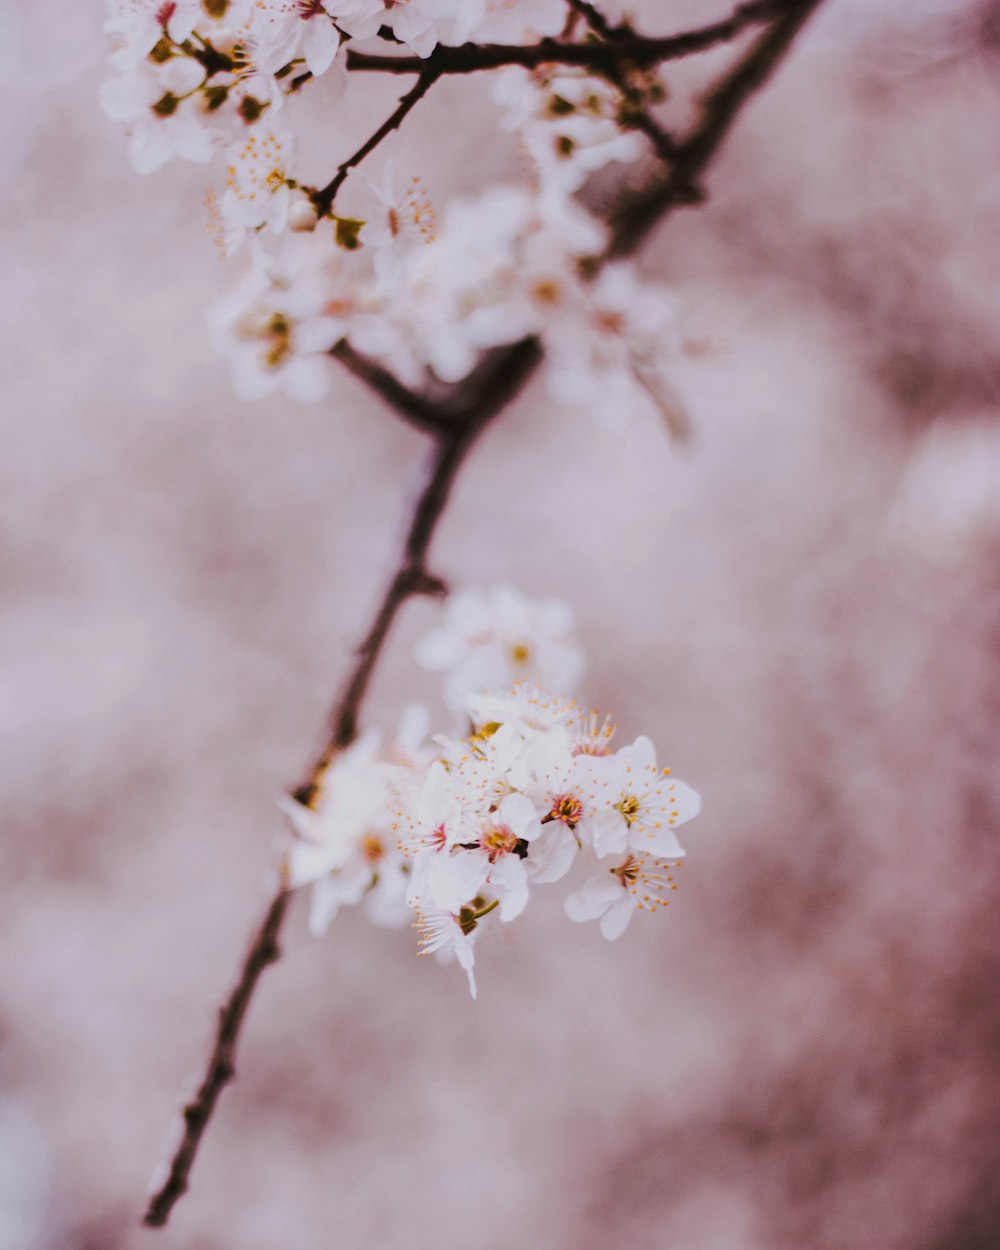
[144,0,826,1226]
[312,66,440,217]
[329,341,450,433]
[143,889,290,1227]
[345,2,784,77]
[608,0,828,257]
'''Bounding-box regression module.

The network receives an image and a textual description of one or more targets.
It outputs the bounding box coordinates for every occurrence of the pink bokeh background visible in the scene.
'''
[2,2,1000,1247]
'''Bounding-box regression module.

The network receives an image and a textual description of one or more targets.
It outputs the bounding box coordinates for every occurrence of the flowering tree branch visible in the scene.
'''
[140,0,826,1228]
[343,2,788,76]
[142,336,542,1228]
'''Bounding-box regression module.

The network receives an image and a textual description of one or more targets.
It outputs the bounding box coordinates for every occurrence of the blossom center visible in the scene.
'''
[361,834,384,863]
[614,794,641,825]
[549,793,583,825]
[612,854,640,887]
[480,824,518,863]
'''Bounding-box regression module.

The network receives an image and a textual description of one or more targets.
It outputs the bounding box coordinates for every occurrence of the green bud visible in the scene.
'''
[148,37,173,63]
[203,84,229,111]
[334,216,365,250]
[152,93,179,117]
[239,95,266,123]
[547,93,575,117]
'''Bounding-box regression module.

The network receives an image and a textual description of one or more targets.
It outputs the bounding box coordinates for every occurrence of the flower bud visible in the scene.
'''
[288,199,318,233]
[160,56,204,96]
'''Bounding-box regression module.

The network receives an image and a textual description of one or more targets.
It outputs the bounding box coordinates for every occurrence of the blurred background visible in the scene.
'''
[3,1,1000,1247]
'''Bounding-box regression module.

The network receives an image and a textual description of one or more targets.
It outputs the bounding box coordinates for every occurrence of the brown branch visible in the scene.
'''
[143,889,290,1226]
[144,0,825,1226]
[329,340,450,433]
[345,2,783,76]
[608,0,828,257]
[311,66,440,217]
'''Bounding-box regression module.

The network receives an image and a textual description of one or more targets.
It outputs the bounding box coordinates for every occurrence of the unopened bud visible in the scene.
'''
[160,56,204,96]
[288,199,318,233]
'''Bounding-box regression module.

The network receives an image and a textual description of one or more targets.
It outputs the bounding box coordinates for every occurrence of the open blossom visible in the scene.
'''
[280,713,431,934]
[105,0,200,69]
[415,584,585,705]
[414,905,479,998]
[220,125,295,243]
[210,236,359,400]
[575,734,700,860]
[99,58,212,173]
[494,66,647,193]
[353,163,437,291]
[565,852,682,940]
[248,1,342,77]
[542,262,687,433]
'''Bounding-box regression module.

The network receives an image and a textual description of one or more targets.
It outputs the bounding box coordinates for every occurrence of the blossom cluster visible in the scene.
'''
[100,0,565,178]
[101,0,690,428]
[281,586,700,997]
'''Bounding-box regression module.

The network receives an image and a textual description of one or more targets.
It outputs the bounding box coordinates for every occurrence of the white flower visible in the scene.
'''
[382,0,457,57]
[354,162,436,292]
[210,235,358,400]
[105,0,200,69]
[99,61,213,174]
[281,730,387,888]
[220,125,295,242]
[543,263,686,432]
[413,905,479,998]
[280,728,416,934]
[494,66,646,194]
[415,584,584,705]
[249,0,342,77]
[565,852,681,940]
[450,0,565,45]
[464,683,576,739]
[575,735,700,860]
[326,0,387,43]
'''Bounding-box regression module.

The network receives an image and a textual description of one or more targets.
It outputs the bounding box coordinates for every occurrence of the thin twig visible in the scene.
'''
[565,0,617,41]
[144,0,825,1226]
[608,0,827,256]
[312,66,440,217]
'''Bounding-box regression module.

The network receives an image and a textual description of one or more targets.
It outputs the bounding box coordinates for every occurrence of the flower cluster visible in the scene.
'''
[282,586,700,997]
[100,0,565,178]
[101,1,690,428]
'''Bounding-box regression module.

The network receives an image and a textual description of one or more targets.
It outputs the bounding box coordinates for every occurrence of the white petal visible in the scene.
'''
[489,855,529,922]
[564,871,621,922]
[599,895,634,941]
[303,20,341,76]
[590,807,627,859]
[526,823,577,884]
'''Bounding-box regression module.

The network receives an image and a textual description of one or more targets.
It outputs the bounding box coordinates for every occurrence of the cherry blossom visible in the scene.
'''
[414,583,585,705]
[565,852,682,940]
